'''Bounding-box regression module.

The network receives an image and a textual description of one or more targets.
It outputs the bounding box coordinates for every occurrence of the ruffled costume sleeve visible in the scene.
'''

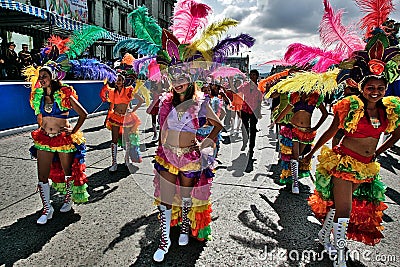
[99,84,114,103]
[382,96,400,133]
[158,92,173,131]
[30,87,44,115]
[332,95,364,133]
[58,85,78,111]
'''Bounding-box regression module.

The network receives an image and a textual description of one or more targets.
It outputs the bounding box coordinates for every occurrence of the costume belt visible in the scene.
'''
[163,143,199,157]
[40,128,61,138]
[292,124,311,132]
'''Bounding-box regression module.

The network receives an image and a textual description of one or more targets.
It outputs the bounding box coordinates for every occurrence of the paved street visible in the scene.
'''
[0,103,399,267]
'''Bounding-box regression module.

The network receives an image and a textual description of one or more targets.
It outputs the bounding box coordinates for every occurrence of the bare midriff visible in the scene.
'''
[41,115,69,135]
[113,103,129,115]
[341,136,379,157]
[290,110,312,129]
[162,129,197,148]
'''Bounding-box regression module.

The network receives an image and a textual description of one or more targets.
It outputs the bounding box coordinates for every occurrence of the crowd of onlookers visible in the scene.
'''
[0,41,43,80]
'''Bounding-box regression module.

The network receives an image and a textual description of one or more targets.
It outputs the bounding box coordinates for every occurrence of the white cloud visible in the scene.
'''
[201,0,400,73]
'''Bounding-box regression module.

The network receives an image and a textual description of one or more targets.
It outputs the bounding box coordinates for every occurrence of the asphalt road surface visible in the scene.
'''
[1,103,399,267]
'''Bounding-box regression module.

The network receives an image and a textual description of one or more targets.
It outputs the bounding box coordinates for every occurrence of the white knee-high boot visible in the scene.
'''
[153,205,172,262]
[37,182,54,224]
[318,209,336,253]
[333,218,349,267]
[179,197,192,246]
[109,143,118,172]
[290,159,299,194]
[60,176,73,212]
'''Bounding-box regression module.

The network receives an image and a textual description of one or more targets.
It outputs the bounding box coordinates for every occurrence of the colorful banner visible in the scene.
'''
[46,0,88,23]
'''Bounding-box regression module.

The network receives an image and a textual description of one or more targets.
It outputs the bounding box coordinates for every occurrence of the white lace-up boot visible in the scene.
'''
[153,205,172,262]
[60,176,73,212]
[37,182,54,224]
[109,143,118,172]
[290,159,299,194]
[318,208,337,254]
[178,197,192,246]
[333,218,349,267]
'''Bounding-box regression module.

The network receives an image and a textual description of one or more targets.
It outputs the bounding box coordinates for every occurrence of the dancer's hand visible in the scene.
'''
[302,153,312,163]
[200,137,215,151]
[60,125,74,135]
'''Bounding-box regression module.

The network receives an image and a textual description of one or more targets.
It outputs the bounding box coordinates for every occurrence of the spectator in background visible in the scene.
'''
[146,79,165,141]
[4,42,20,79]
[0,48,6,79]
[226,76,244,139]
[238,69,263,165]
[19,44,33,69]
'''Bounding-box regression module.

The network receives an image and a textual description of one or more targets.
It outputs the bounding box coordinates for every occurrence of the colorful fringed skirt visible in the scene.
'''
[30,128,89,203]
[279,124,314,184]
[153,143,214,241]
[106,110,142,162]
[308,145,387,245]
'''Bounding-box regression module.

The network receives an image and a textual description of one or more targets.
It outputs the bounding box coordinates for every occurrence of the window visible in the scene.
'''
[120,13,127,33]
[87,0,94,23]
[104,7,112,29]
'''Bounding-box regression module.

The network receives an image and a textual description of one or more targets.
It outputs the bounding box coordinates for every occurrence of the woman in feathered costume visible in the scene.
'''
[111,0,254,262]
[268,74,329,194]
[303,32,400,267]
[24,24,123,225]
[28,65,89,225]
[100,72,144,171]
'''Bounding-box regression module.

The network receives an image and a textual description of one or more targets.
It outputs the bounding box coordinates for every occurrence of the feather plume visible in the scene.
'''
[66,26,108,59]
[113,38,161,57]
[148,59,161,81]
[170,0,212,44]
[258,60,293,66]
[135,79,151,106]
[320,0,365,57]
[283,43,344,73]
[22,65,40,91]
[266,69,339,97]
[210,66,245,79]
[354,0,394,37]
[258,70,290,92]
[69,59,117,82]
[48,35,70,54]
[128,6,162,45]
[187,18,238,60]
[133,56,156,74]
[212,34,256,62]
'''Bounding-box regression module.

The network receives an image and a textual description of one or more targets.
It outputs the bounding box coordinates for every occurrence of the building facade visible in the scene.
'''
[1,0,175,61]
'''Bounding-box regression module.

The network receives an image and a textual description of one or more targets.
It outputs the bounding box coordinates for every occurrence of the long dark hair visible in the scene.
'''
[172,82,196,108]
[40,68,62,98]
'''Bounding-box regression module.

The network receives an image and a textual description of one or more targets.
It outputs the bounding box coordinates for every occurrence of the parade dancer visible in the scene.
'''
[100,73,144,171]
[270,90,328,194]
[28,66,89,224]
[152,72,222,262]
[304,33,400,267]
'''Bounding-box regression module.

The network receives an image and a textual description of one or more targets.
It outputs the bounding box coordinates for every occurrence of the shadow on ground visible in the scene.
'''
[0,210,81,267]
[104,212,206,266]
[86,165,137,204]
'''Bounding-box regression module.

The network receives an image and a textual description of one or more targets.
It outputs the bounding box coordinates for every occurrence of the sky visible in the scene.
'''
[201,0,400,74]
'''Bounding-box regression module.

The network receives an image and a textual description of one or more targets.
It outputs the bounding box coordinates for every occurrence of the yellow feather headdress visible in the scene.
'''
[266,68,339,98]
